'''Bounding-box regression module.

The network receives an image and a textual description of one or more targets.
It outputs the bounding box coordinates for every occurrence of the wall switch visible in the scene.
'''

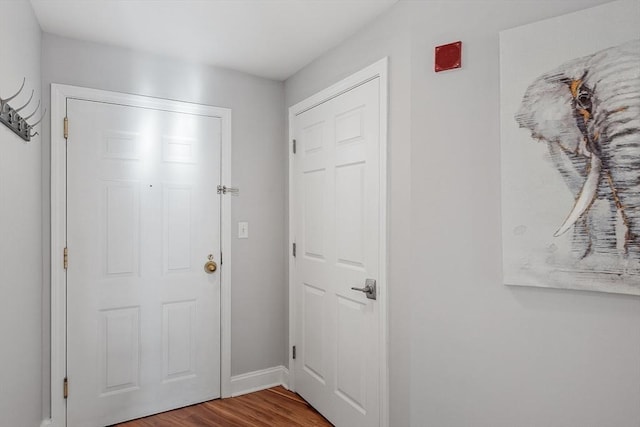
[238,222,249,239]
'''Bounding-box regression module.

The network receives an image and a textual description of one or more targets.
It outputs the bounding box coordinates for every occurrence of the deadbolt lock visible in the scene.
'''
[204,254,217,274]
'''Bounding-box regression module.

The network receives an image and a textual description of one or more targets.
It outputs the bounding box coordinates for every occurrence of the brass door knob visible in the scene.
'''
[204,254,217,274]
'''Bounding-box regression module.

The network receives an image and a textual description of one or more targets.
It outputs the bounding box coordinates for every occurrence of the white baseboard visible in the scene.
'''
[42,367,290,426]
[230,365,289,397]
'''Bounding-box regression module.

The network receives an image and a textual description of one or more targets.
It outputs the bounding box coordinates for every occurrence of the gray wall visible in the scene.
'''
[41,33,287,416]
[0,1,43,426]
[285,1,640,426]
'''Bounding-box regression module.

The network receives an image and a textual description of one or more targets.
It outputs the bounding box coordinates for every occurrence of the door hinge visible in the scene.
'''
[292,243,296,257]
[292,345,296,360]
[63,117,68,139]
[292,139,296,154]
[63,247,68,270]
[63,377,68,399]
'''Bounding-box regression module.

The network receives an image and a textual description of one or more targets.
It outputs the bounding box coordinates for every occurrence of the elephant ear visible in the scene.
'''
[515,57,591,155]
[583,39,640,161]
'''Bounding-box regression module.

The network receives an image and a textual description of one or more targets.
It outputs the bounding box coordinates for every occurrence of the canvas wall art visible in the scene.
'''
[500,0,640,295]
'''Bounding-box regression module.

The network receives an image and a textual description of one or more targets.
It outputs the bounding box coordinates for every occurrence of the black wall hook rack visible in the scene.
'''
[0,78,45,142]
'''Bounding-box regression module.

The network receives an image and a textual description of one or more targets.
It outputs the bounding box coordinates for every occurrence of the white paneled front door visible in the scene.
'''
[292,75,384,427]
[66,98,222,426]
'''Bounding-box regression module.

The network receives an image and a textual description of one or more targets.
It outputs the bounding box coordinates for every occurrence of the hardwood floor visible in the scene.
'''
[114,386,333,427]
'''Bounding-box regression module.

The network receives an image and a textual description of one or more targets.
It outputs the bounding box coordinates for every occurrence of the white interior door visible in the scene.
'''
[66,98,222,426]
[292,77,382,427]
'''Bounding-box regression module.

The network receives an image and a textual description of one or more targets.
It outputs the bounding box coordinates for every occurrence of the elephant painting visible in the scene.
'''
[515,40,640,265]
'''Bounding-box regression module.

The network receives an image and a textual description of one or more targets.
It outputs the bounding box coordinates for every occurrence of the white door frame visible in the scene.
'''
[287,57,389,427]
[47,84,233,427]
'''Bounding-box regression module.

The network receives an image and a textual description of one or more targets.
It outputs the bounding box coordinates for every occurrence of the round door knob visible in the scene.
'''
[204,260,217,273]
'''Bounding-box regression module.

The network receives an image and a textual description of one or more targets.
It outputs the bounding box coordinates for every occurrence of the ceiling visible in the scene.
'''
[30,0,398,81]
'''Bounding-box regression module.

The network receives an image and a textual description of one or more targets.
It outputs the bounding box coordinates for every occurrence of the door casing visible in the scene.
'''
[287,57,389,427]
[48,84,233,427]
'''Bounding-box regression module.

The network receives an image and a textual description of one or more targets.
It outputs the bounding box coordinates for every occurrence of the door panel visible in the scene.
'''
[163,185,193,272]
[293,78,381,427]
[100,307,140,395]
[105,181,140,275]
[304,170,326,258]
[162,300,197,382]
[302,282,326,383]
[66,99,221,427]
[336,295,366,412]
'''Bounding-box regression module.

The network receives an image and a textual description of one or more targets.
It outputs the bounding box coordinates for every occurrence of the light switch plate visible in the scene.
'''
[238,221,249,239]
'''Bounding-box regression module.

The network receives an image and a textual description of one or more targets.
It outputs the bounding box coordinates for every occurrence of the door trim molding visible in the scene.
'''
[49,84,233,427]
[287,57,389,427]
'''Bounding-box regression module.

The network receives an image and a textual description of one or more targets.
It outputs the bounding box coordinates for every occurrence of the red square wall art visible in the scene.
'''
[434,41,462,72]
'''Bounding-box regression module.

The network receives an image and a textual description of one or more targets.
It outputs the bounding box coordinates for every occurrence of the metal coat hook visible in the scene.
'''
[3,78,25,103]
[29,108,46,127]
[23,100,41,120]
[15,90,34,112]
[0,78,43,142]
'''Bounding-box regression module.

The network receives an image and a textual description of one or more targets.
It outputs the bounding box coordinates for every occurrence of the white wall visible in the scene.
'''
[285,1,640,426]
[0,1,43,426]
[40,33,287,416]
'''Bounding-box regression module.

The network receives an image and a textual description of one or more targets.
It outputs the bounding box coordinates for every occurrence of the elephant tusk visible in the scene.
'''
[554,154,602,237]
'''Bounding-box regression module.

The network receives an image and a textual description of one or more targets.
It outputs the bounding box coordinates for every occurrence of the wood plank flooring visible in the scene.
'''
[114,386,333,427]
